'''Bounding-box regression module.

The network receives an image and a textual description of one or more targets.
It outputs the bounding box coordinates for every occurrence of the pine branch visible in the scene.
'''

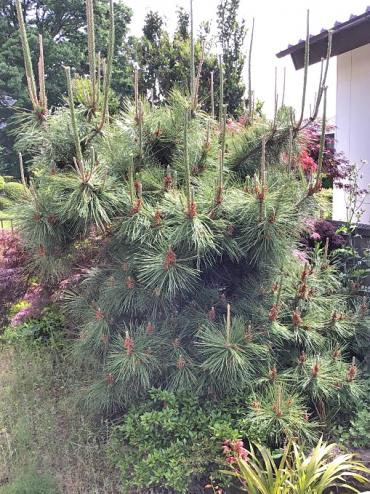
[218,54,224,123]
[64,66,84,168]
[18,152,27,188]
[210,71,215,118]
[97,0,115,131]
[37,34,47,113]
[294,9,310,131]
[15,0,39,111]
[86,0,97,110]
[183,110,191,209]
[314,86,327,191]
[189,0,195,97]
[247,18,255,120]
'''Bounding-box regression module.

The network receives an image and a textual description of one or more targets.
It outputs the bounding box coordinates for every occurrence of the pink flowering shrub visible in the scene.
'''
[10,283,50,327]
[0,231,54,328]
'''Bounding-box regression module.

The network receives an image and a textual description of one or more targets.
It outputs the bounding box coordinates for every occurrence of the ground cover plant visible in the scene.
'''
[2,0,370,492]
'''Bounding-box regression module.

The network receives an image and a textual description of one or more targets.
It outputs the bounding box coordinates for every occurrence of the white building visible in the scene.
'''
[277,8,370,224]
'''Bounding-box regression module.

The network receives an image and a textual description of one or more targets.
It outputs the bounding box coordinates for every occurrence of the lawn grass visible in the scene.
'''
[0,345,120,494]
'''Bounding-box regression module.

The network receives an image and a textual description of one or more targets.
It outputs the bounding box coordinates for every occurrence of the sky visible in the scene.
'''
[121,0,370,119]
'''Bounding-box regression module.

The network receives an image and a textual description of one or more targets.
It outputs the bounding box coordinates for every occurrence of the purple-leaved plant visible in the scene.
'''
[0,231,28,326]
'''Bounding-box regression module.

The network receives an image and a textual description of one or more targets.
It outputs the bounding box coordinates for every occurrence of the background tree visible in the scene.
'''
[0,0,133,174]
[217,0,246,116]
[135,9,218,110]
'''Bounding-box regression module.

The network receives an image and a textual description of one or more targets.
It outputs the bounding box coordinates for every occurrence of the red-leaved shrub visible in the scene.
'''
[0,231,28,326]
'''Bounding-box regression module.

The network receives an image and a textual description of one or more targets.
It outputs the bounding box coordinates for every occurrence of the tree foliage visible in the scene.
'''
[217,0,247,116]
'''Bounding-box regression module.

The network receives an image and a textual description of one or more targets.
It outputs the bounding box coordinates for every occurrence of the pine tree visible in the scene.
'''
[12,0,369,445]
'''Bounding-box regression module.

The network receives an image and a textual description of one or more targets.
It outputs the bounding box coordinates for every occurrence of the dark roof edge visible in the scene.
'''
[276,8,370,59]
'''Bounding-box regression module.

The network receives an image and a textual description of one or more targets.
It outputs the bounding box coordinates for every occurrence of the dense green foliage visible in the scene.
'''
[335,378,370,449]
[109,389,239,493]
[0,175,24,218]
[5,1,370,491]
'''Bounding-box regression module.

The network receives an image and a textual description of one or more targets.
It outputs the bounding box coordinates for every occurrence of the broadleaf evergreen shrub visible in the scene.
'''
[109,389,250,493]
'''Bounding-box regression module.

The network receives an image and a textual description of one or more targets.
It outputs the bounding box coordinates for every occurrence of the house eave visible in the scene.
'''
[276,9,370,70]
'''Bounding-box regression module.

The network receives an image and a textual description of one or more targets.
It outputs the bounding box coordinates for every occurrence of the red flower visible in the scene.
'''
[222,445,231,455]
[299,150,317,173]
[223,439,249,462]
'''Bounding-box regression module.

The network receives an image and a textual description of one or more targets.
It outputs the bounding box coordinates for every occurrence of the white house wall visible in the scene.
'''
[333,43,370,223]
